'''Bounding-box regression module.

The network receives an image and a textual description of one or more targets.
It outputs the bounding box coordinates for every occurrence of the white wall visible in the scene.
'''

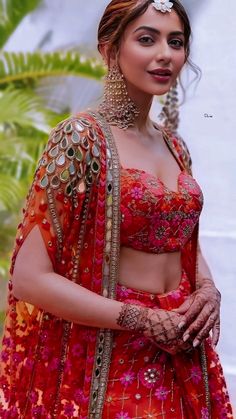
[179,0,236,403]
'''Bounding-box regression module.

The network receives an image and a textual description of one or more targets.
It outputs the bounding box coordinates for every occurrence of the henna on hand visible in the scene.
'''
[116,303,149,332]
[143,309,191,355]
[177,278,221,348]
[116,304,193,354]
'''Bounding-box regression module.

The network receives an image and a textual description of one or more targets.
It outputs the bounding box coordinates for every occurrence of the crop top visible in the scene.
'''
[120,167,204,254]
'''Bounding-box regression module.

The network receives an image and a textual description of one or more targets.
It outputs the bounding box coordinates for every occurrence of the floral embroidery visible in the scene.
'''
[117,284,132,299]
[143,408,159,418]
[120,370,136,386]
[132,337,149,351]
[201,406,210,419]
[130,185,143,199]
[120,169,203,253]
[190,366,202,384]
[139,365,162,389]
[63,402,75,416]
[72,343,84,357]
[154,386,170,401]
[115,411,131,419]
[149,219,171,247]
[105,392,118,406]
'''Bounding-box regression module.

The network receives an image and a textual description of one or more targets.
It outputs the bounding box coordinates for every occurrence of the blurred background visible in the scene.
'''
[0,0,235,408]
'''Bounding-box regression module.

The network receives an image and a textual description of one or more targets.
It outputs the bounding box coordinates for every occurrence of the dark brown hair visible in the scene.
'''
[98,0,201,88]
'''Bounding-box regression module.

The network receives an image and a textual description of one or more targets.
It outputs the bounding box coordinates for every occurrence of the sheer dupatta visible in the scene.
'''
[0,112,212,418]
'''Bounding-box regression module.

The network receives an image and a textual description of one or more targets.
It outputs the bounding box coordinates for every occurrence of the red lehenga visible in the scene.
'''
[0,112,233,418]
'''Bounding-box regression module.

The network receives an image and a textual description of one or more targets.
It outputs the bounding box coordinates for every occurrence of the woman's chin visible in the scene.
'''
[152,85,172,96]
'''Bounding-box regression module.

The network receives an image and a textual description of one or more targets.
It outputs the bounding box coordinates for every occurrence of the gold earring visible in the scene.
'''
[98,64,139,130]
[158,80,179,133]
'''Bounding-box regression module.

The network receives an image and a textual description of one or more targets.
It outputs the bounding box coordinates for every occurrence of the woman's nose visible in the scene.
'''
[155,41,171,62]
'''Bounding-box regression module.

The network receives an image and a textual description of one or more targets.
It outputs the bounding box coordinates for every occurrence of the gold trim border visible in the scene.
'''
[88,112,121,418]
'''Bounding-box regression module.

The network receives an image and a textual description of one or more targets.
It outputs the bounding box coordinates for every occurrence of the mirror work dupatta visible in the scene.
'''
[0,112,210,418]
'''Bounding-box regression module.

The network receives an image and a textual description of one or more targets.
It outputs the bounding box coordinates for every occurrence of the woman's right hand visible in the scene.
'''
[143,308,192,355]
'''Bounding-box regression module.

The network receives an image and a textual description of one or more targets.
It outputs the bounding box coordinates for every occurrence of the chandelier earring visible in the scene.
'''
[158,80,180,133]
[98,64,139,130]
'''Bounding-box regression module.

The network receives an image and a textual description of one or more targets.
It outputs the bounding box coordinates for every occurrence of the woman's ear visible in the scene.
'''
[98,44,118,68]
[99,43,109,66]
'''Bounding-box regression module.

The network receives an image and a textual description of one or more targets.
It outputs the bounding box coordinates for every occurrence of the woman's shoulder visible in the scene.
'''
[50,111,101,137]
[164,128,193,174]
[37,111,104,194]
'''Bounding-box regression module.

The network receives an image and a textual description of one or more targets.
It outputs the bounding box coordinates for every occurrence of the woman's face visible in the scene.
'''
[117,5,186,101]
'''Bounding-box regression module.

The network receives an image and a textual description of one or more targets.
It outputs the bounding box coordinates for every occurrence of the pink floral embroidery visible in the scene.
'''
[170,289,182,300]
[150,220,171,247]
[32,406,47,416]
[29,390,39,404]
[143,409,159,418]
[117,285,132,299]
[115,412,131,419]
[63,402,75,416]
[201,407,210,419]
[131,186,143,199]
[120,167,203,253]
[72,343,84,357]
[190,366,202,384]
[120,370,136,387]
[0,350,9,362]
[132,337,148,351]
[139,365,162,389]
[179,219,195,240]
[74,389,84,404]
[48,357,60,371]
[154,386,170,401]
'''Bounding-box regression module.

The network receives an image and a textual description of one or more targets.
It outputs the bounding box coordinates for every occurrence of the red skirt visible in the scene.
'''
[103,271,233,419]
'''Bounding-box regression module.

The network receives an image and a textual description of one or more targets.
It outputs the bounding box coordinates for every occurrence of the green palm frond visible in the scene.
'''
[0,133,45,161]
[0,212,17,251]
[0,0,42,49]
[0,174,25,211]
[0,51,105,87]
[0,86,57,131]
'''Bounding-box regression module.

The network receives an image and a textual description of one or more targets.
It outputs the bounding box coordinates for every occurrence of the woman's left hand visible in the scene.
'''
[173,278,221,348]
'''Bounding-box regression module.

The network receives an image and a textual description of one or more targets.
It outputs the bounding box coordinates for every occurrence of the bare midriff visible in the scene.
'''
[118,246,182,294]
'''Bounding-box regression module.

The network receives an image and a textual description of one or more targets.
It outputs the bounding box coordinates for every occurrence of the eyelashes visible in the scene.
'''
[138,36,185,48]
[138,35,155,45]
[170,39,184,48]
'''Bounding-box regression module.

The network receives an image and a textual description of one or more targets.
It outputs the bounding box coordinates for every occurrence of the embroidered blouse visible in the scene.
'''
[120,168,204,254]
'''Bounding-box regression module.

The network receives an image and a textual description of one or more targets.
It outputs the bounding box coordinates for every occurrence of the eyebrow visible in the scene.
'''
[134,25,185,37]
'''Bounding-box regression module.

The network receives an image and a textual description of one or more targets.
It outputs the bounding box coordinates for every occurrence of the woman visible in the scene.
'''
[0,0,233,418]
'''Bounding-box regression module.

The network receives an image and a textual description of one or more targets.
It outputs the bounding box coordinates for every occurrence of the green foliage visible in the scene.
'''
[0,86,55,129]
[0,51,105,87]
[0,0,105,286]
[0,0,42,48]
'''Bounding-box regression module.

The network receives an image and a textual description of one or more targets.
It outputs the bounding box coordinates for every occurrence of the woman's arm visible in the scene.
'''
[12,225,190,354]
[174,244,221,348]
[12,225,127,330]
[197,244,214,284]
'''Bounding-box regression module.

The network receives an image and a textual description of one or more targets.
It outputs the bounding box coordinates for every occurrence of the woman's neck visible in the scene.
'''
[128,89,154,133]
[99,77,157,134]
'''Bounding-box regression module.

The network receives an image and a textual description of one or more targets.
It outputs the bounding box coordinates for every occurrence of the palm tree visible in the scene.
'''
[0,0,105,327]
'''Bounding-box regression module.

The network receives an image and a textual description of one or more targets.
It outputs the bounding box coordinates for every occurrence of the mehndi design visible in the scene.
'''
[144,309,182,352]
[117,304,190,354]
[117,303,149,331]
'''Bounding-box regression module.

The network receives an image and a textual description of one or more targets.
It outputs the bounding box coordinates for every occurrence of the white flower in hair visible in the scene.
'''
[153,0,174,13]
